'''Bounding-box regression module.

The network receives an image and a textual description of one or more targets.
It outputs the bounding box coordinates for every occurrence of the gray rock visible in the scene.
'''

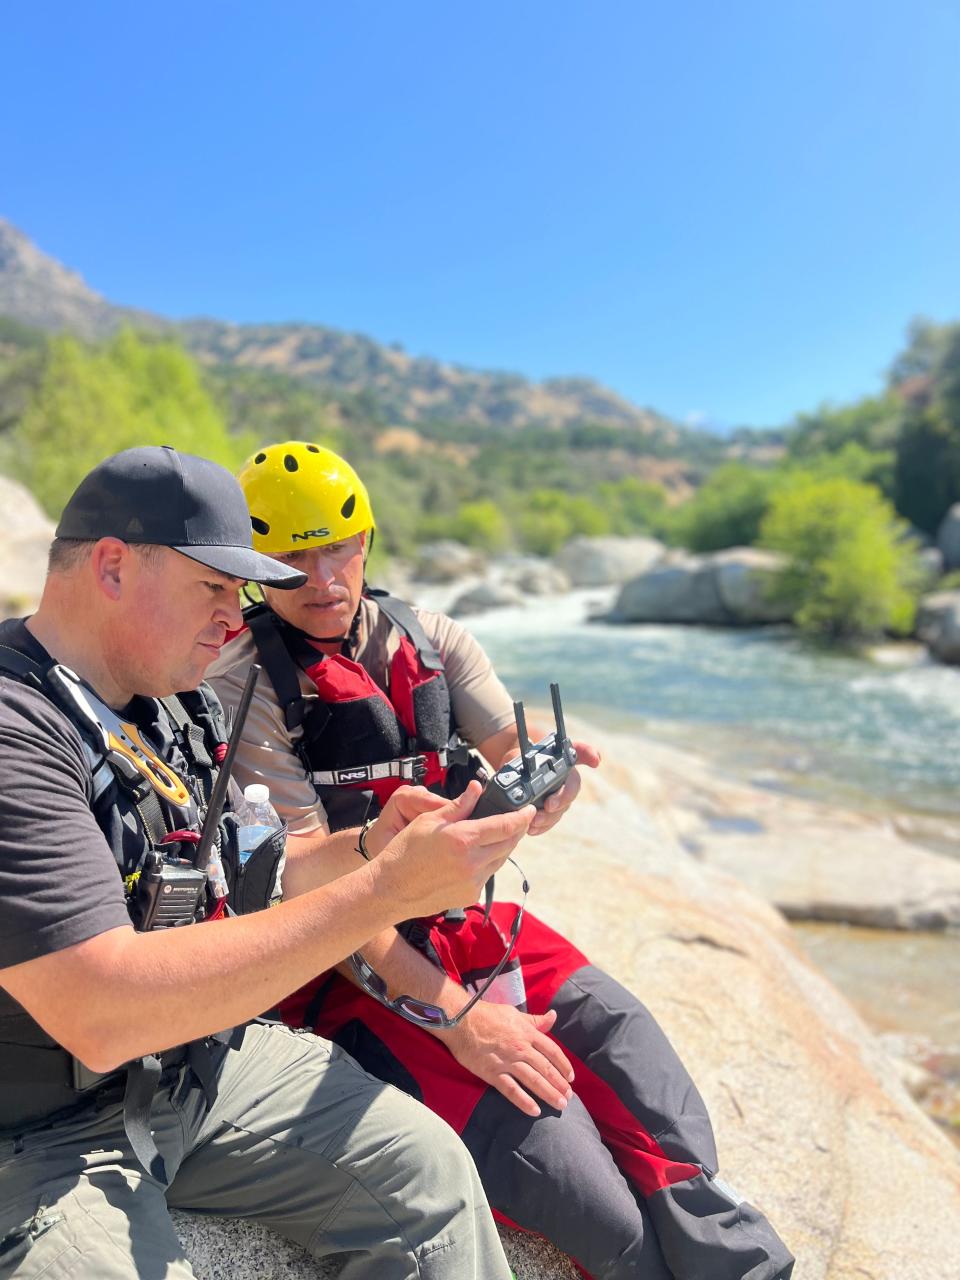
[498,555,571,595]
[450,580,525,616]
[936,502,960,570]
[612,555,727,622]
[916,590,960,664]
[554,535,665,587]
[412,540,486,583]
[172,1212,576,1278]
[168,721,960,1277]
[0,474,54,617]
[712,548,791,623]
[611,547,791,625]
[915,545,945,585]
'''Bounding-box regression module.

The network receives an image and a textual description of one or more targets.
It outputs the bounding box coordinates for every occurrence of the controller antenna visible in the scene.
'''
[550,683,568,745]
[514,700,534,776]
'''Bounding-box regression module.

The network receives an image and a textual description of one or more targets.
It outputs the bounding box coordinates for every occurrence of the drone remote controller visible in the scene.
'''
[472,684,577,820]
[472,684,576,921]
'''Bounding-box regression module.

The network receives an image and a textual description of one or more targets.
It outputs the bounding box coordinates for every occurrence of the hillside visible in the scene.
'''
[0,219,163,341]
[0,217,679,440]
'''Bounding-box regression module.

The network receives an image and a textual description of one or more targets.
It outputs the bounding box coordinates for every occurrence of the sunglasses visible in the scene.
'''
[349,859,529,1030]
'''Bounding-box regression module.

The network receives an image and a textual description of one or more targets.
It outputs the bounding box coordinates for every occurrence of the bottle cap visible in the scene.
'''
[243,783,270,804]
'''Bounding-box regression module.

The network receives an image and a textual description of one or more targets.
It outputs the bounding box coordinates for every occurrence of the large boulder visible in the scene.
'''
[450,579,525,617]
[172,722,960,1278]
[498,555,571,596]
[916,590,960,664]
[611,554,728,622]
[633,732,960,930]
[553,535,665,587]
[0,474,54,617]
[712,547,790,622]
[612,547,792,625]
[412,540,486,583]
[936,503,960,570]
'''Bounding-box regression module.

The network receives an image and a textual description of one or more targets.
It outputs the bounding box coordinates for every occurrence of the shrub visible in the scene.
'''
[517,509,572,557]
[675,464,780,551]
[450,500,510,552]
[759,477,918,637]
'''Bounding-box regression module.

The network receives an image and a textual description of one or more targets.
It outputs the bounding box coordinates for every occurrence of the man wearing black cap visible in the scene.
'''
[0,447,527,1279]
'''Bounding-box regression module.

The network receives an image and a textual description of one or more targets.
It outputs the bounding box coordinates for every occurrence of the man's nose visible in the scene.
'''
[218,590,244,631]
[308,556,336,588]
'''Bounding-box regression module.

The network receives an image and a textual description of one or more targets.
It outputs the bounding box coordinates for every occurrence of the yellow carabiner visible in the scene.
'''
[107,722,192,809]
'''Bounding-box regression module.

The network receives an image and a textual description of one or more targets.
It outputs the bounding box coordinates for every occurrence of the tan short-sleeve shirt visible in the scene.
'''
[206,597,515,834]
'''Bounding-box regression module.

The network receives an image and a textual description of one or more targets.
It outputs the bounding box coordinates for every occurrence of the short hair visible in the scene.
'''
[47,538,167,574]
[47,538,95,573]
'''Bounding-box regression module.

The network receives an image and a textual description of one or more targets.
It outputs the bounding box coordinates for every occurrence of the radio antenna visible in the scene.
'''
[192,663,261,872]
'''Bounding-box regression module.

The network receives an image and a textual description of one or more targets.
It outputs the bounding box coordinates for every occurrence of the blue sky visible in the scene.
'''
[3,2,959,429]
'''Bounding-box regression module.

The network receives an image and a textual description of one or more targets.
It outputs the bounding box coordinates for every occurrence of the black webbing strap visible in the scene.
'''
[366,591,444,671]
[122,1055,166,1182]
[0,643,48,689]
[133,790,169,849]
[160,695,214,769]
[246,608,310,732]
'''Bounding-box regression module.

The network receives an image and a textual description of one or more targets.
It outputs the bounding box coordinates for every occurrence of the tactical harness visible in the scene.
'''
[0,626,284,1180]
[244,590,477,831]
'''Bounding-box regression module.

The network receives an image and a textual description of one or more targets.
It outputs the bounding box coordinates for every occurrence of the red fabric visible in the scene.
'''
[280,904,587,1134]
[560,1048,701,1196]
[303,652,386,705]
[298,642,448,802]
[282,904,700,1199]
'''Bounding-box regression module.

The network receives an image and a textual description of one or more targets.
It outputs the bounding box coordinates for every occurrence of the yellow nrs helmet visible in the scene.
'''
[238,442,375,554]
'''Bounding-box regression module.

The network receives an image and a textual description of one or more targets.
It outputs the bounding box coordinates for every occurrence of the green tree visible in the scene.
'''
[8,330,249,517]
[450,500,510,552]
[893,324,960,534]
[598,477,669,536]
[517,509,572,556]
[675,464,780,551]
[787,395,902,459]
[760,477,917,638]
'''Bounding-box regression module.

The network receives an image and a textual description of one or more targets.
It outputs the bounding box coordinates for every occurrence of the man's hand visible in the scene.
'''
[365,785,451,858]
[528,738,601,836]
[375,782,535,919]
[444,1001,574,1117]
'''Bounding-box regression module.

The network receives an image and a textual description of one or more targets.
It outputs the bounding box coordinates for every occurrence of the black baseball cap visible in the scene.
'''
[55,445,307,589]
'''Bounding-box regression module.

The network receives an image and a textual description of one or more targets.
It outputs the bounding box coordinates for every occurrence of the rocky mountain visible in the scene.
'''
[0,219,162,341]
[0,218,676,438]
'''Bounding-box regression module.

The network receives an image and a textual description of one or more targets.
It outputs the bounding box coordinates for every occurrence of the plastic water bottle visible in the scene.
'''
[237,783,281,866]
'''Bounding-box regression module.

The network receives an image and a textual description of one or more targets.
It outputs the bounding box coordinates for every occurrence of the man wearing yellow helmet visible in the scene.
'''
[208,442,794,1280]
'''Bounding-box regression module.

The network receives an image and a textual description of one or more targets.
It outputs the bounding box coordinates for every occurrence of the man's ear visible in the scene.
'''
[89,538,129,601]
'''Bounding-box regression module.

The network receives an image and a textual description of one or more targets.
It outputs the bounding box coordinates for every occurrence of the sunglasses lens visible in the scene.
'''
[397,998,446,1026]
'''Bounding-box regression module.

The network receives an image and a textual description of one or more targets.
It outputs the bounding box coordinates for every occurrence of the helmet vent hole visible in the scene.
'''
[254,452,267,464]
[341,493,356,519]
[284,454,299,473]
[306,444,320,453]
[251,517,270,536]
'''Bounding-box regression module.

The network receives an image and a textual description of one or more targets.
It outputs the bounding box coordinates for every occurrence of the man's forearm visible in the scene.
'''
[336,923,472,1029]
[281,824,366,898]
[6,857,407,1073]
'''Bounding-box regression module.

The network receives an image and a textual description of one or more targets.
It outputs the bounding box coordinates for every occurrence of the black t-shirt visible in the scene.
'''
[0,621,131,1044]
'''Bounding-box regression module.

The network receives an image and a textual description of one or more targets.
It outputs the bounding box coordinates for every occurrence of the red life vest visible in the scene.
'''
[244,591,473,829]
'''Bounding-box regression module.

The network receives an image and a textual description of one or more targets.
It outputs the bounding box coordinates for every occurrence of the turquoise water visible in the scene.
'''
[462,591,960,825]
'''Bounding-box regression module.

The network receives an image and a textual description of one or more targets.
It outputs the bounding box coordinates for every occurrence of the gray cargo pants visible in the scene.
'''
[0,1023,511,1280]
